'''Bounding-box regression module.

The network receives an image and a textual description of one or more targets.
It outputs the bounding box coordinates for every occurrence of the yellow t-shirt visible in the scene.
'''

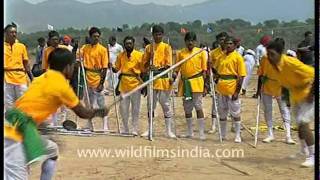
[210,46,225,68]
[142,42,172,90]
[258,56,282,97]
[215,51,247,96]
[267,55,314,105]
[4,42,29,85]
[42,44,69,70]
[81,43,109,88]
[76,44,87,60]
[176,47,207,96]
[115,50,143,93]
[5,70,80,142]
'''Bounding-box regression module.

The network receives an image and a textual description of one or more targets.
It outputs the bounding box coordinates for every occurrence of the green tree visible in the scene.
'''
[232,19,251,28]
[263,19,280,28]
[192,20,202,29]
[122,24,129,30]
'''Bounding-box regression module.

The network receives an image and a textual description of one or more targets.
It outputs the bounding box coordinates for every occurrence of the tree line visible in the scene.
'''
[17,18,314,57]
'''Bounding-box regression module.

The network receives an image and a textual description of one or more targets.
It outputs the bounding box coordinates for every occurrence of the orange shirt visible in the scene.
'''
[42,44,69,70]
[215,51,246,96]
[176,47,207,95]
[266,55,314,105]
[142,42,172,90]
[257,56,282,97]
[210,46,225,68]
[81,43,109,88]
[4,42,29,85]
[115,50,143,93]
[5,70,80,142]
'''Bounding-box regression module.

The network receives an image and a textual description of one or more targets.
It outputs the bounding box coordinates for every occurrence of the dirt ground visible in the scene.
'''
[29,70,314,180]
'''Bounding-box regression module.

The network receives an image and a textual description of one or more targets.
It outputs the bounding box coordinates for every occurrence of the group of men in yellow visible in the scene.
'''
[208,33,314,167]
[4,23,110,179]
[4,22,315,179]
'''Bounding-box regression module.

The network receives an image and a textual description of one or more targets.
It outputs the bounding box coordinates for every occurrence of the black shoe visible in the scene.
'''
[241,89,246,95]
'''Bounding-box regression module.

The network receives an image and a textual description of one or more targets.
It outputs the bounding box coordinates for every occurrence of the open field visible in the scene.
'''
[29,70,314,180]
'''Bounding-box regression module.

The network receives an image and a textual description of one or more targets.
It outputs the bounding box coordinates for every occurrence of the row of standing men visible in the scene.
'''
[4,24,315,168]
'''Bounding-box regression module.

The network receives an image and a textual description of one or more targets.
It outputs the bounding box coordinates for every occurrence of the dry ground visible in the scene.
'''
[29,70,314,180]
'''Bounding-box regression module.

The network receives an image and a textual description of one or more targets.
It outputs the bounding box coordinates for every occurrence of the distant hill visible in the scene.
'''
[5,0,314,33]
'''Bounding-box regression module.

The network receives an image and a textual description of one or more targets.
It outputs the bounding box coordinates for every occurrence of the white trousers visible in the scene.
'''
[218,95,241,119]
[183,92,203,113]
[147,89,173,118]
[4,82,28,112]
[261,93,290,124]
[119,91,141,132]
[88,87,106,108]
[4,136,58,180]
[106,70,119,91]
[292,99,314,124]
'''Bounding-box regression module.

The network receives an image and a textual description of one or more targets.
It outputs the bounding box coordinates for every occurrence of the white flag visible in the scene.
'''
[48,24,54,30]
[271,29,274,35]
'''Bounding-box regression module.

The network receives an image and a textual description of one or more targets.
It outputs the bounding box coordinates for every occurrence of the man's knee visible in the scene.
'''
[194,101,203,111]
[230,105,241,119]
[196,110,204,118]
[185,113,192,118]
[97,96,105,108]
[164,110,173,119]
[43,139,59,159]
[298,123,309,139]
[160,99,172,118]
[232,116,241,121]
[299,123,314,145]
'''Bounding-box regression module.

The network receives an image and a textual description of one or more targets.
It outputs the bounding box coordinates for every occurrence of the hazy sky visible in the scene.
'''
[24,0,209,6]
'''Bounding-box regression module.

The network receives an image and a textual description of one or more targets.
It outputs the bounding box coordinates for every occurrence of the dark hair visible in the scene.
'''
[48,48,75,71]
[4,23,17,32]
[109,36,116,41]
[11,22,17,28]
[216,32,229,40]
[143,37,151,45]
[199,43,206,48]
[224,36,237,44]
[37,37,45,43]
[212,41,219,49]
[152,25,164,34]
[123,36,135,44]
[184,32,197,41]
[267,38,285,54]
[48,31,59,39]
[304,31,312,37]
[89,27,101,36]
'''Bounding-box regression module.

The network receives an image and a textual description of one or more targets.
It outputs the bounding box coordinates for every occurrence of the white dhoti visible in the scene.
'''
[119,91,141,133]
[106,70,119,91]
[242,54,255,90]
